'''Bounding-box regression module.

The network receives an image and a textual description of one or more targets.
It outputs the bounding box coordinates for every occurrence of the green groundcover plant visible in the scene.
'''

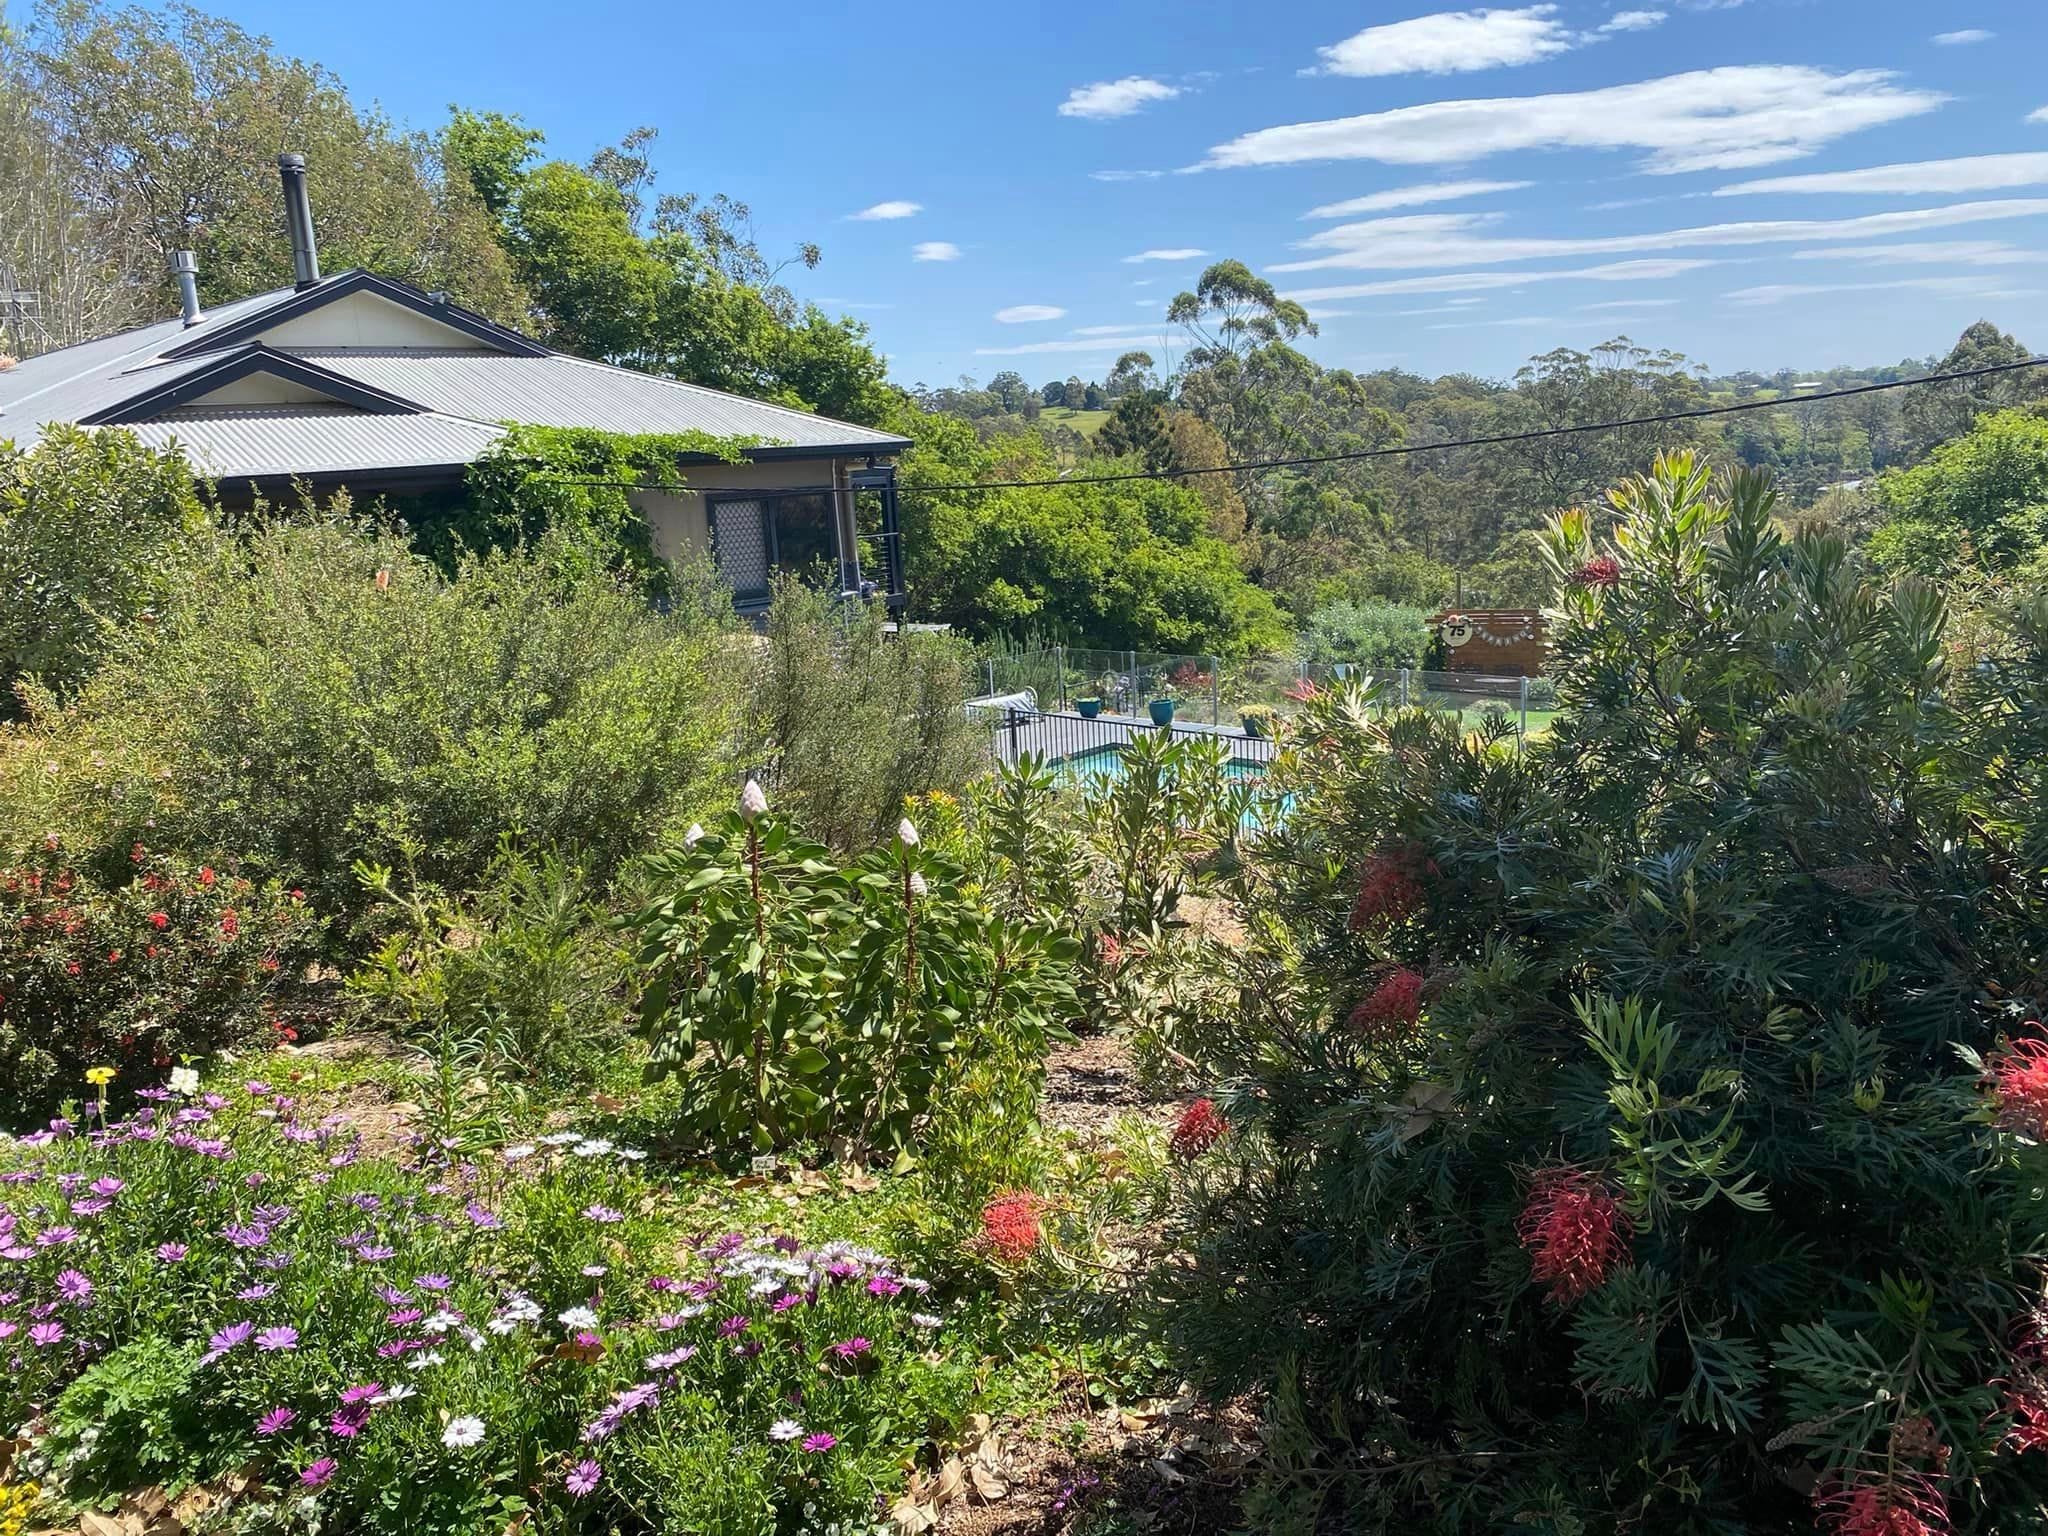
[0,1078,980,1536]
[1154,455,2048,1535]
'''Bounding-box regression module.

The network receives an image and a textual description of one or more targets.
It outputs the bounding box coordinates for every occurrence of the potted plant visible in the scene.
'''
[1148,697,1177,727]
[1239,704,1278,739]
[1076,696,1103,719]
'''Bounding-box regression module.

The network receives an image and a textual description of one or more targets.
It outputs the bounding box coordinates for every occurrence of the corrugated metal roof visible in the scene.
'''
[295,349,909,452]
[128,407,505,479]
[0,288,299,437]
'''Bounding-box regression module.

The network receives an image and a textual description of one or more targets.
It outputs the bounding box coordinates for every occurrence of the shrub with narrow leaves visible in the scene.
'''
[1151,456,2048,1532]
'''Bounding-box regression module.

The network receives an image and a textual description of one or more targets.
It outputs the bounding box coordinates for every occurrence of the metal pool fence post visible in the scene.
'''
[1519,675,1529,747]
[986,658,996,698]
[1399,667,1411,708]
[1209,655,1220,726]
[1055,645,1067,710]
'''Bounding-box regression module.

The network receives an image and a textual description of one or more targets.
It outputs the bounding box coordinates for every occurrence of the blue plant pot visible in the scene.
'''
[1076,698,1102,719]
[1148,698,1176,726]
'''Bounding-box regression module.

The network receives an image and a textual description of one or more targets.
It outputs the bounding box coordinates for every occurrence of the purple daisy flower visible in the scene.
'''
[88,1176,123,1197]
[155,1242,188,1263]
[0,1322,15,1340]
[69,1197,110,1217]
[580,1205,624,1224]
[222,1223,269,1250]
[356,1245,396,1263]
[28,1321,64,1347]
[55,1269,92,1304]
[330,1405,370,1438]
[255,1325,299,1352]
[867,1275,903,1298]
[718,1315,751,1338]
[373,1284,408,1305]
[772,1292,803,1314]
[413,1274,452,1291]
[829,1337,872,1360]
[238,1283,277,1301]
[35,1226,77,1248]
[386,1307,424,1326]
[255,1406,296,1436]
[257,1250,293,1270]
[463,1202,501,1229]
[564,1459,602,1497]
[801,1432,837,1453]
[339,1382,382,1404]
[301,1457,337,1488]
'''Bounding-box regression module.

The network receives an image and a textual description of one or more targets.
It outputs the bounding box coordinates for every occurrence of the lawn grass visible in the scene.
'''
[1040,406,1110,439]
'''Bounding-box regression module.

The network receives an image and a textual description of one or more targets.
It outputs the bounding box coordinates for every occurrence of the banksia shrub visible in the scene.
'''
[979,1192,1045,1263]
[1516,1167,1628,1305]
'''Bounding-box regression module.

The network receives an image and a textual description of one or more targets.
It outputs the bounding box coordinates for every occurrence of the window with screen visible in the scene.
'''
[708,492,839,607]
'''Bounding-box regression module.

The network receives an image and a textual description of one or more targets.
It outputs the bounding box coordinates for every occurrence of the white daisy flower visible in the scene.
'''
[557,1306,600,1329]
[441,1415,485,1448]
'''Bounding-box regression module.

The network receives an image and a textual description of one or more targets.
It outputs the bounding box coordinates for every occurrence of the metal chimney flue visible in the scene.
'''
[276,153,321,290]
[170,249,204,327]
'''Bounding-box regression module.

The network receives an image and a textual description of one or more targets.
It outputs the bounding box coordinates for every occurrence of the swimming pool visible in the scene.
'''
[1051,746,1289,825]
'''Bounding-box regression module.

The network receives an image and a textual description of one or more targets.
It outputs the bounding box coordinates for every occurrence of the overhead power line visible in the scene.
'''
[525,353,2048,499]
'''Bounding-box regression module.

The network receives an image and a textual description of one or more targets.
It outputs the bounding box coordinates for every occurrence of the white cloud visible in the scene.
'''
[2032,107,2048,126]
[1715,152,2048,198]
[974,335,1164,356]
[993,304,1066,324]
[1072,323,1154,336]
[1304,179,1532,219]
[1599,10,1667,32]
[1313,7,1573,78]
[1090,169,1167,182]
[912,242,961,263]
[1060,77,1180,120]
[1272,200,2048,273]
[1790,241,2042,267]
[1283,257,1717,302]
[1395,303,1488,315]
[1578,298,1680,310]
[1725,275,2026,306]
[1427,315,1559,329]
[848,200,921,221]
[1201,66,1946,176]
[1932,29,1993,45]
[1123,247,1208,263]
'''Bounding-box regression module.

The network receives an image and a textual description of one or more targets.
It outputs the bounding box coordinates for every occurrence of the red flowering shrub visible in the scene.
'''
[2003,1386,2048,1456]
[1570,555,1621,588]
[1988,1026,2048,1138]
[979,1191,1046,1263]
[1516,1167,1630,1305]
[1169,1098,1227,1162]
[1347,967,1425,1038]
[1346,845,1433,932]
[0,844,318,1123]
[1817,1472,1950,1536]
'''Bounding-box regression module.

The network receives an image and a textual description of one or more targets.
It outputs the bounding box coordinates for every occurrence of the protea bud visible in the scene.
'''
[908,871,928,900]
[898,817,920,848]
[740,780,767,821]
[681,823,704,849]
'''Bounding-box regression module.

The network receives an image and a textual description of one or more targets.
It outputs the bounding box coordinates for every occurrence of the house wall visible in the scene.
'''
[252,292,494,350]
[631,457,853,570]
[171,373,360,408]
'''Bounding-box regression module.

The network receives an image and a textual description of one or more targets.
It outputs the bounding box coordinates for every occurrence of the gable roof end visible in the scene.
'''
[158,270,550,361]
[81,345,429,425]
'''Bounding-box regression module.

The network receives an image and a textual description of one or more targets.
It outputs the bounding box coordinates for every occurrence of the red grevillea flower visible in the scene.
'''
[1347,846,1431,932]
[1816,1471,1951,1536]
[1570,556,1621,589]
[1097,932,1123,971]
[2003,1384,2048,1456]
[979,1192,1045,1262]
[1169,1099,1228,1162]
[1989,1026,2048,1139]
[1516,1167,1630,1305]
[1348,968,1425,1038]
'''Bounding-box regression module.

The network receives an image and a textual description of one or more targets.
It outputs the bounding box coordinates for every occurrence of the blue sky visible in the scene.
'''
[206,0,2048,388]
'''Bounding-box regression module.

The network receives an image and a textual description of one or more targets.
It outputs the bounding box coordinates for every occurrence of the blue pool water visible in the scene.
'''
[1051,746,1290,826]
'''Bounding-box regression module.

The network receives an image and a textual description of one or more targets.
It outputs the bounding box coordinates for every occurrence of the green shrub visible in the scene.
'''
[1152,454,2048,1532]
[630,791,1077,1161]
[0,843,317,1125]
[750,576,986,853]
[0,426,209,714]
[2,1081,981,1536]
[18,518,744,940]
[351,843,627,1095]
[1296,598,1432,670]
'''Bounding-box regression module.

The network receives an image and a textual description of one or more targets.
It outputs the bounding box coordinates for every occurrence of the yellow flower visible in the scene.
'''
[84,1066,116,1086]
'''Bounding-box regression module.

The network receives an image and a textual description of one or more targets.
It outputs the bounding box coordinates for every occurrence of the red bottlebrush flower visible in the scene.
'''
[1097,932,1123,971]
[1570,556,1621,589]
[1516,1167,1630,1305]
[1816,1471,1950,1536]
[149,911,169,930]
[1348,968,1426,1039]
[198,866,215,886]
[106,950,121,965]
[1282,678,1320,704]
[1989,1026,2048,1139]
[1170,1098,1228,1162]
[65,961,82,977]
[219,910,240,940]
[1348,846,1431,932]
[980,1191,1046,1263]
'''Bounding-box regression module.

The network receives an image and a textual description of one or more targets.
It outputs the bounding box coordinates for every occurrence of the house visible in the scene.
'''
[0,155,911,614]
